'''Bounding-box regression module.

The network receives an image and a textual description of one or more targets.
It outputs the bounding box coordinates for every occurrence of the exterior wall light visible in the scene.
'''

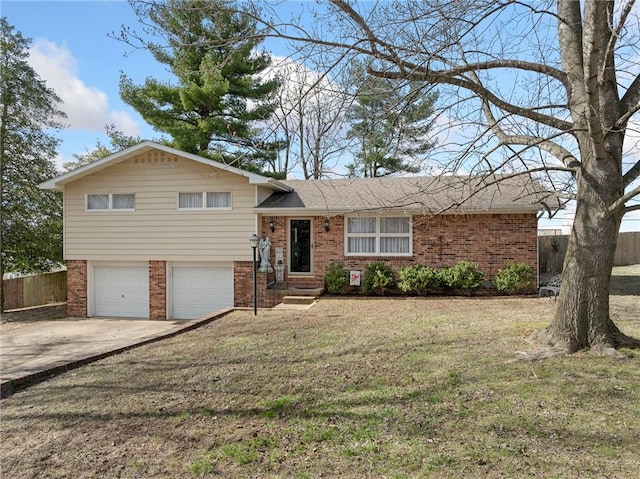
[324,218,330,232]
[269,221,275,233]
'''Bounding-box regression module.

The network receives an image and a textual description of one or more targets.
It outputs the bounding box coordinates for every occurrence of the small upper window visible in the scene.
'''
[206,192,231,208]
[178,192,231,210]
[87,194,135,211]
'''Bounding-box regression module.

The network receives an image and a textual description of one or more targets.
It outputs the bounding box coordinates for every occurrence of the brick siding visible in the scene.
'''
[258,213,538,291]
[149,261,166,320]
[68,213,537,315]
[234,261,269,308]
[66,260,87,317]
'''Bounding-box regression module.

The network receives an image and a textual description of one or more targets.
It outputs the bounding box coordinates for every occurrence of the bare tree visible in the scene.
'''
[266,58,351,178]
[260,0,640,354]
[120,0,639,354]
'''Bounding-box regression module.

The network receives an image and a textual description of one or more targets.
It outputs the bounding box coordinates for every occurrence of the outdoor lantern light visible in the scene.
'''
[249,234,259,315]
[324,217,330,232]
[269,221,275,233]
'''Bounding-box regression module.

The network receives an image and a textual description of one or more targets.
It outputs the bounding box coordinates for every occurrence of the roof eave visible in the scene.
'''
[255,205,543,216]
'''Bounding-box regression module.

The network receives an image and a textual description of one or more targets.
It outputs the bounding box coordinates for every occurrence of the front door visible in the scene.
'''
[290,219,312,274]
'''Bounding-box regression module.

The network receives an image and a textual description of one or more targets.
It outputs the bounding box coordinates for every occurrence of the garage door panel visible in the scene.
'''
[94,265,149,318]
[172,266,233,319]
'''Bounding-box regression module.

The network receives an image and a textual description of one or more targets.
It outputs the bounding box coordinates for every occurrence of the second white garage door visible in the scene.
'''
[171,265,233,319]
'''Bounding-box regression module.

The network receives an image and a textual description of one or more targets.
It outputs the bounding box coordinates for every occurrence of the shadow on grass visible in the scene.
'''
[610,273,640,296]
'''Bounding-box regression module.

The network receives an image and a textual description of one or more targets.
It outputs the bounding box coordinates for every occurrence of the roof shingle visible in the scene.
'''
[257,175,556,214]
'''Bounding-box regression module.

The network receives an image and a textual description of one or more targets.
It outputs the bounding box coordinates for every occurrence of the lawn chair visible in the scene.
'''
[539,274,562,300]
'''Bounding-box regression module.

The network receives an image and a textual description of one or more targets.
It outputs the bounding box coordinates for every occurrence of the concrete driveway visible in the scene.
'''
[0,311,231,398]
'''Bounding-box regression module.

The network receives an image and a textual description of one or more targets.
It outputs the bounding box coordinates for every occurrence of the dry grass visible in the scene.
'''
[1,266,639,478]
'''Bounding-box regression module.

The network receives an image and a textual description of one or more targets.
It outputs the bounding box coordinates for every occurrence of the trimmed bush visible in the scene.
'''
[398,265,440,295]
[362,262,395,296]
[324,262,350,294]
[440,261,485,295]
[494,262,534,294]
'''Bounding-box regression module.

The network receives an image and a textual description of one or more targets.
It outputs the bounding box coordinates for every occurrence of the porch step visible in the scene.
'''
[282,296,317,305]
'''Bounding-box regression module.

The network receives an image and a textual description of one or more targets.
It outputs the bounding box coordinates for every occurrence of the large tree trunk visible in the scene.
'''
[546,136,637,354]
[545,1,640,355]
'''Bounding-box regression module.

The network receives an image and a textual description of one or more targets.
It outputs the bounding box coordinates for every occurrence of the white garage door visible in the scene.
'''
[94,265,149,318]
[172,265,233,319]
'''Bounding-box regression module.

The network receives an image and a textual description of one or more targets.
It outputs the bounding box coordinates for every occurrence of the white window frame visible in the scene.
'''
[177,192,232,210]
[344,215,412,257]
[86,193,135,211]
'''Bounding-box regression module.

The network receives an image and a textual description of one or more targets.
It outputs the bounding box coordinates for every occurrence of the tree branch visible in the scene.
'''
[623,158,640,187]
[605,185,640,216]
[373,67,574,132]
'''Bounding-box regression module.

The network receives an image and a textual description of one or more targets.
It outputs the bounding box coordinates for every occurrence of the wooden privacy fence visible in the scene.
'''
[2,271,67,311]
[539,231,640,274]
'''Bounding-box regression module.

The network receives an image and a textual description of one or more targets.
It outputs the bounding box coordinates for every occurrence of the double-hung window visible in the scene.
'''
[345,216,412,256]
[86,193,135,211]
[177,192,231,210]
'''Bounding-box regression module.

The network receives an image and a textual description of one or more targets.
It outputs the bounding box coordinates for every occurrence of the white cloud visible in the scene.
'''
[28,39,139,136]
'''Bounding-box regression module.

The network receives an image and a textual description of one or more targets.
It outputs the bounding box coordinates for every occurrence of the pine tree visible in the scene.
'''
[120,0,282,172]
[346,69,437,178]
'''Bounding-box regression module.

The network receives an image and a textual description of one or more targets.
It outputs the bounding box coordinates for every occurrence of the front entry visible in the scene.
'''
[290,219,312,274]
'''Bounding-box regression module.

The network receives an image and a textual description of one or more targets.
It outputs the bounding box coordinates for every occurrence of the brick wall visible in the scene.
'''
[66,260,87,317]
[234,261,269,308]
[149,261,166,320]
[260,213,538,289]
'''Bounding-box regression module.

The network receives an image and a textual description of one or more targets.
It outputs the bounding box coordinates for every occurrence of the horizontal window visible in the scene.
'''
[345,216,412,256]
[87,193,135,211]
[178,192,231,210]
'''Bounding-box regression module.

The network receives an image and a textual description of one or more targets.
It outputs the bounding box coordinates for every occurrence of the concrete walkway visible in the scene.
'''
[0,309,231,398]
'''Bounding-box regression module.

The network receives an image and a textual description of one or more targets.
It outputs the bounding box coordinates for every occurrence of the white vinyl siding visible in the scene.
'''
[87,193,135,211]
[345,216,412,256]
[65,153,258,262]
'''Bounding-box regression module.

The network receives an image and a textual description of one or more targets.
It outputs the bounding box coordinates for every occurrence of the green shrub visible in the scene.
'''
[494,262,534,294]
[398,265,440,295]
[362,262,395,295]
[440,261,484,295]
[324,262,350,294]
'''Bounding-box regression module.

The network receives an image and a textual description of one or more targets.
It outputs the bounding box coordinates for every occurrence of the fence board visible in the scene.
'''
[2,271,67,311]
[614,232,640,266]
[539,231,640,274]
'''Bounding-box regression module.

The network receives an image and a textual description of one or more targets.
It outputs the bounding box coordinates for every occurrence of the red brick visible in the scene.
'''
[149,261,166,320]
[66,260,87,317]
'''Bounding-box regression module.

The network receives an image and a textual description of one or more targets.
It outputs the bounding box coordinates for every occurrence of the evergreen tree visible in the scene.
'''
[346,68,437,177]
[120,0,282,172]
[0,18,65,276]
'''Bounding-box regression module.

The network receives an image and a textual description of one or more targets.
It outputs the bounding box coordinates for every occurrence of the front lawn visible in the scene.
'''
[1,269,639,478]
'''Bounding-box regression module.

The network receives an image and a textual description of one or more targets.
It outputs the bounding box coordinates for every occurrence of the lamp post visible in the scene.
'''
[249,234,259,316]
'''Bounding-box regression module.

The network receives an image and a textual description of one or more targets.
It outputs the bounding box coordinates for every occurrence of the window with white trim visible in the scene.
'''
[87,193,135,211]
[345,216,412,255]
[177,192,231,210]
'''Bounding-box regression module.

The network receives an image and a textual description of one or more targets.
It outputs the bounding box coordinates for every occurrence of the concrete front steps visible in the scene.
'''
[272,291,321,310]
[282,296,317,305]
[265,285,324,309]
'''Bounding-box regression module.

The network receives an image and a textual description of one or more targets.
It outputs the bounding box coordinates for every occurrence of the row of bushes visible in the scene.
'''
[324,261,535,296]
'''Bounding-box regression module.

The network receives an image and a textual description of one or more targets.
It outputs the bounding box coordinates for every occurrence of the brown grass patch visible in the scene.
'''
[1,267,639,478]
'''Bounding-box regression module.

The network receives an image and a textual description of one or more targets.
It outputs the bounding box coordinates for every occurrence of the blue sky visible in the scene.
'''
[2,0,638,231]
[2,1,166,162]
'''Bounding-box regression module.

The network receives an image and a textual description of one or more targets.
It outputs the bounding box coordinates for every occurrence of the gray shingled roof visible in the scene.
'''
[256,175,556,214]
